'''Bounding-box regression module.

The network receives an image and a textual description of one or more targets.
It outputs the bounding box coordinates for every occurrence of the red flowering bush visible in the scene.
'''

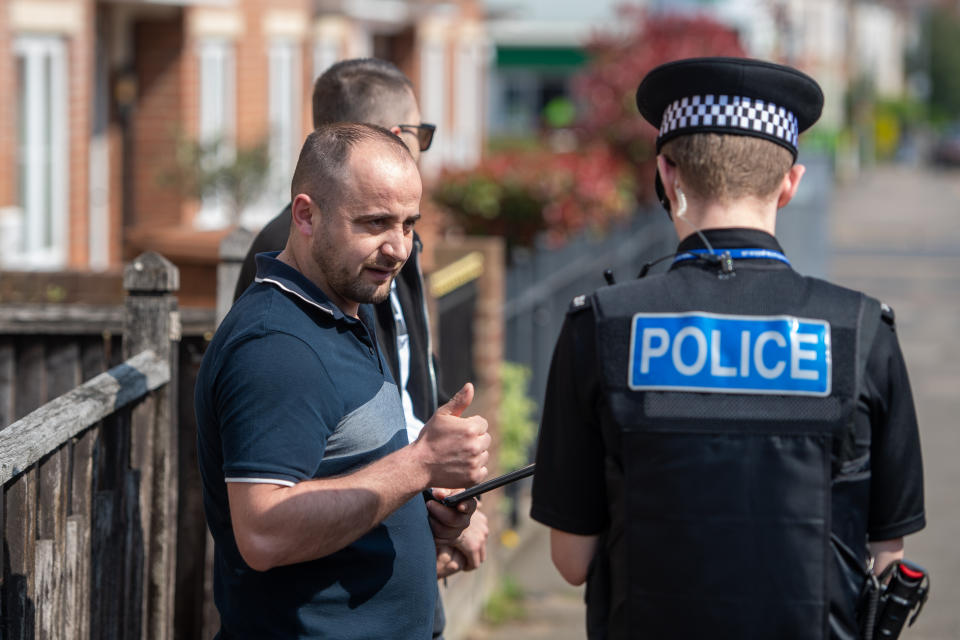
[433,145,635,249]
[572,8,747,202]
[433,10,746,247]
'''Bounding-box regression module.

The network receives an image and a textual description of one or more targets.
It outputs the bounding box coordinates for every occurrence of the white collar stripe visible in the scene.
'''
[255,276,336,317]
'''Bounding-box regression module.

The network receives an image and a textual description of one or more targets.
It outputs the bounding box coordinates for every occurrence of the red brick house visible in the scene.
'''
[0,0,488,307]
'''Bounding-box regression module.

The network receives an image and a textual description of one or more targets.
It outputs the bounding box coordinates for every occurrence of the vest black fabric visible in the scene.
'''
[588,264,879,640]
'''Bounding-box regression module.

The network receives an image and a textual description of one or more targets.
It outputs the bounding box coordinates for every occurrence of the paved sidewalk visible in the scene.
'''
[827,164,960,640]
[464,522,585,640]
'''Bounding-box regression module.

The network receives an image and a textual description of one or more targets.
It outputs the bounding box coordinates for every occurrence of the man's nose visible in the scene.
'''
[381,228,410,263]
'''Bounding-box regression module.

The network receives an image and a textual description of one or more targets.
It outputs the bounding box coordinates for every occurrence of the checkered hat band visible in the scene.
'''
[658,95,799,149]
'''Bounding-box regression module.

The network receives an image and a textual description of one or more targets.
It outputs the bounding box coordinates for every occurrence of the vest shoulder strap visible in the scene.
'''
[857,295,883,390]
[848,291,882,466]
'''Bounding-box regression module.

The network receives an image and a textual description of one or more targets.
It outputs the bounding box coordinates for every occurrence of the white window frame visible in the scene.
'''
[195,38,236,230]
[312,15,347,84]
[89,31,110,271]
[313,38,339,87]
[248,38,300,227]
[454,38,483,168]
[12,35,68,269]
[418,37,447,179]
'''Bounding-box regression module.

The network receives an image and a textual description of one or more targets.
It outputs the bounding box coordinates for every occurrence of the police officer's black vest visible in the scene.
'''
[587,267,881,640]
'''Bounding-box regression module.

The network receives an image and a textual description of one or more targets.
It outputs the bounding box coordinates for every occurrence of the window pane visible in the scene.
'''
[197,39,235,228]
[43,53,53,249]
[268,41,296,204]
[14,36,67,266]
[16,56,27,249]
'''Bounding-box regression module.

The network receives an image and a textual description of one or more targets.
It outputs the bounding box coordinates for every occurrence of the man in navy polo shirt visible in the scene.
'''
[195,122,491,639]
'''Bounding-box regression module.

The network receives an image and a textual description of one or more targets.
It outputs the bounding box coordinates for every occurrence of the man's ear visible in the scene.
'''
[290,194,316,237]
[656,155,679,205]
[776,163,806,209]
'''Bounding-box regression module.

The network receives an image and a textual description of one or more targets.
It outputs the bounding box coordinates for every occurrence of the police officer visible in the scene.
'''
[530,57,926,640]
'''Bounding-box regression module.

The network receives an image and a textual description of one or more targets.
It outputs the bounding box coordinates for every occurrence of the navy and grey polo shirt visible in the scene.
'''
[195,252,436,640]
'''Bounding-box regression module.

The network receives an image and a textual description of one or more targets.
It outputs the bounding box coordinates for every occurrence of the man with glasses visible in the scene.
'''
[235,59,436,300]
[233,59,487,637]
[398,123,437,156]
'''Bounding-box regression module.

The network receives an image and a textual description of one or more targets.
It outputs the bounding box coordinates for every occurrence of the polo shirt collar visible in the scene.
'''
[253,251,353,322]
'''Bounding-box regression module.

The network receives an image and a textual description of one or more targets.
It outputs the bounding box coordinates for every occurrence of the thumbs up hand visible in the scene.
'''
[413,383,490,489]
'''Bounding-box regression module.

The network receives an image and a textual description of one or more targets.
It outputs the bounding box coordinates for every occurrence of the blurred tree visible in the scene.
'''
[926,7,960,122]
[161,134,270,226]
[433,145,635,251]
[542,96,577,130]
[572,8,746,203]
[433,10,745,247]
[497,362,538,473]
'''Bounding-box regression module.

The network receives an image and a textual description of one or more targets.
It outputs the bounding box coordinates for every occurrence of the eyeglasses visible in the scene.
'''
[397,123,436,152]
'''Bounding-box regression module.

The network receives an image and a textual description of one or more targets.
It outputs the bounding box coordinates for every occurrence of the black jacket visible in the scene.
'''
[234,204,442,423]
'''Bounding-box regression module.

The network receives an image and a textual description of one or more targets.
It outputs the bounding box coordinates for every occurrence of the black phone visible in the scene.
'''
[424,464,535,507]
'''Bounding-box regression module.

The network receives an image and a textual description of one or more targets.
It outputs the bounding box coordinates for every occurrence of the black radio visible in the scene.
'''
[858,559,930,640]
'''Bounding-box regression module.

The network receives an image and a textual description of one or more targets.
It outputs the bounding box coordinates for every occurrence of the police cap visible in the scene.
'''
[636,57,823,160]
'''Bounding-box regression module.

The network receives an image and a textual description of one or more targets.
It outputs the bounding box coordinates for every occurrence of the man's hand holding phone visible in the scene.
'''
[426,487,476,544]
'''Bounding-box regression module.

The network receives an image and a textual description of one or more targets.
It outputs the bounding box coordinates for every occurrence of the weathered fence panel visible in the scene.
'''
[15,338,45,422]
[1,353,168,638]
[0,350,169,485]
[0,293,213,638]
[0,340,12,432]
[1,251,180,640]
[5,468,37,639]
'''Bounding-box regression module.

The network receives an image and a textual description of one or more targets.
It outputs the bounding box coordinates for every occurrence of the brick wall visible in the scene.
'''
[106,81,123,264]
[66,0,94,267]
[106,5,126,268]
[131,14,185,233]
[0,7,13,208]
[178,9,198,228]
[234,0,268,151]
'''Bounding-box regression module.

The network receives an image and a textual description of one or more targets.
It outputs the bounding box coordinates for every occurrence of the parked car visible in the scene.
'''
[930,124,960,166]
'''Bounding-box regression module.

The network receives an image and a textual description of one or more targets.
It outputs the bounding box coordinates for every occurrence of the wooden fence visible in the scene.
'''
[1,253,180,639]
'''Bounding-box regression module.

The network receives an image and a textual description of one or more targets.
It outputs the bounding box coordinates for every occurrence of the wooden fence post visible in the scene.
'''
[217,227,254,327]
[122,252,180,640]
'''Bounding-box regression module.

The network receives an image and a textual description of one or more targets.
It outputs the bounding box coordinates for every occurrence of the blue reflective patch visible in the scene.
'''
[628,312,831,396]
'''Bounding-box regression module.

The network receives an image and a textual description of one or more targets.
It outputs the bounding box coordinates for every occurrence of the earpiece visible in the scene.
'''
[675,183,688,219]
[654,172,688,220]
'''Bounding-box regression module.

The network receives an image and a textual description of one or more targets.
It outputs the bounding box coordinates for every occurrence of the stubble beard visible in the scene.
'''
[311,238,395,306]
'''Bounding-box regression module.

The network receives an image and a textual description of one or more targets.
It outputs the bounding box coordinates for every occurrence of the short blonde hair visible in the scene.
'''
[661,133,793,204]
